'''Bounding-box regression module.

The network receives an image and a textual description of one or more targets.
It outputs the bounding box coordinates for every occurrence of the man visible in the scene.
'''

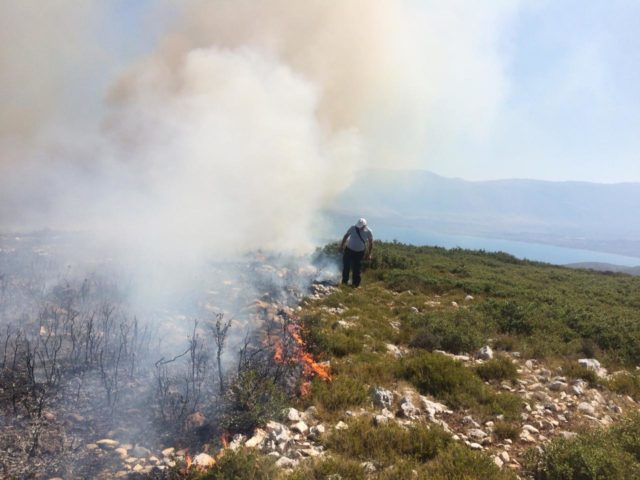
[340,218,373,287]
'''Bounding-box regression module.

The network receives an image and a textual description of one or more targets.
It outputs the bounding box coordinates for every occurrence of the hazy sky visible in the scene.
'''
[4,1,639,184]
[111,1,638,183]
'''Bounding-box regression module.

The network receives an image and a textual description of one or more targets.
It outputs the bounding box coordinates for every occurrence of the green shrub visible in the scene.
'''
[221,370,286,435]
[424,443,518,480]
[288,456,366,480]
[406,311,485,355]
[399,351,522,418]
[311,375,369,412]
[606,371,640,400]
[475,355,519,382]
[189,449,277,480]
[494,421,520,441]
[524,432,640,480]
[324,417,451,466]
[561,362,600,386]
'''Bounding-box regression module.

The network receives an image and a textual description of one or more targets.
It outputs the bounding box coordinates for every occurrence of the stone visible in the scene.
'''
[465,295,474,301]
[398,397,420,419]
[162,447,175,457]
[292,421,309,434]
[494,456,504,468]
[386,344,402,358]
[410,307,419,313]
[131,446,150,458]
[499,451,510,463]
[245,429,267,448]
[114,447,128,458]
[371,387,394,409]
[275,457,299,468]
[468,442,483,450]
[578,402,596,416]
[361,461,377,473]
[468,429,488,440]
[462,416,480,428]
[578,358,601,370]
[335,421,349,430]
[522,424,540,434]
[549,381,568,392]
[420,396,452,419]
[132,464,144,473]
[477,345,494,360]
[193,453,215,468]
[284,408,301,422]
[96,439,119,449]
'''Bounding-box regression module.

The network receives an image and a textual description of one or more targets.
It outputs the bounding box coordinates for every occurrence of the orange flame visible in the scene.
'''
[272,319,331,395]
[185,453,193,469]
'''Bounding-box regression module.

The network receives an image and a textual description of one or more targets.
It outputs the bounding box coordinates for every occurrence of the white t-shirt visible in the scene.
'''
[345,225,373,252]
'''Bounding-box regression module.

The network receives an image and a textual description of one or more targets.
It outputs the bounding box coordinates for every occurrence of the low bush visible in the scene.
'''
[424,443,518,480]
[288,456,366,480]
[324,416,451,466]
[606,371,640,400]
[399,351,521,418]
[493,421,520,441]
[475,355,519,382]
[525,414,640,479]
[188,449,277,480]
[221,370,287,435]
[311,375,369,412]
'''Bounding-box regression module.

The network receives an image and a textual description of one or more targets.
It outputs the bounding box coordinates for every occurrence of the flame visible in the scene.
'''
[185,453,193,469]
[272,318,331,395]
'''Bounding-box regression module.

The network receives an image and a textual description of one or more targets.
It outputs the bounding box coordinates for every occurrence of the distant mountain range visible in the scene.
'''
[328,169,640,258]
[566,262,640,276]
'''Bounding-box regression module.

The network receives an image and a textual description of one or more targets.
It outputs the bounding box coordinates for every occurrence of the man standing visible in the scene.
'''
[340,218,373,287]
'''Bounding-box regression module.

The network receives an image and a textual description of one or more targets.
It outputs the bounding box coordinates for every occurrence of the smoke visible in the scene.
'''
[0,0,520,299]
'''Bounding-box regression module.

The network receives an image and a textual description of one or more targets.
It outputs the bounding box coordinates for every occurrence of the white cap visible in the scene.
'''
[356,218,367,228]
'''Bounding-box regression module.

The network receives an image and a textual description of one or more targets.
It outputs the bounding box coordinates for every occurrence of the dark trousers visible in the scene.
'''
[342,247,365,287]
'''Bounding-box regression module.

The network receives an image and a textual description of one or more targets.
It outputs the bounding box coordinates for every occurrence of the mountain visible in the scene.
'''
[329,169,640,258]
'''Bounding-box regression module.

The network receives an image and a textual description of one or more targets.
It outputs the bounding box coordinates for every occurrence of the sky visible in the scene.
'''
[1,0,638,187]
[421,0,640,183]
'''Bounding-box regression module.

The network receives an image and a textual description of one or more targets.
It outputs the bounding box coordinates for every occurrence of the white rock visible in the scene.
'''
[292,421,309,434]
[193,453,215,468]
[465,295,474,302]
[386,344,402,358]
[578,402,596,416]
[285,408,301,422]
[161,447,175,457]
[371,387,394,409]
[245,429,266,448]
[477,345,494,360]
[494,456,504,468]
[468,429,488,440]
[96,439,119,449]
[335,421,349,430]
[275,457,299,468]
[522,425,539,434]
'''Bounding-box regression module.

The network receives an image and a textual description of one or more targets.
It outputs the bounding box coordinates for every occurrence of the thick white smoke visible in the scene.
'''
[0,0,521,289]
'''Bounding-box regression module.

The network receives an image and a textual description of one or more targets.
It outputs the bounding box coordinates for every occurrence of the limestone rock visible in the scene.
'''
[477,345,494,360]
[371,387,394,409]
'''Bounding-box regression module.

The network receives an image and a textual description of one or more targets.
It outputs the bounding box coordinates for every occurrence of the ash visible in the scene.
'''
[0,232,338,478]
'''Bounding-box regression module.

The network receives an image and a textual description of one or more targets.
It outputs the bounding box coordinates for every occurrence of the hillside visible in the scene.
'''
[162,242,640,480]
[328,170,640,258]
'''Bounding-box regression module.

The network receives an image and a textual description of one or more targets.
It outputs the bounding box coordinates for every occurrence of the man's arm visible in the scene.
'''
[366,238,374,260]
[340,233,349,251]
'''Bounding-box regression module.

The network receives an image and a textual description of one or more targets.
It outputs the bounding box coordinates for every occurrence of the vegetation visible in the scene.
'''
[524,413,640,480]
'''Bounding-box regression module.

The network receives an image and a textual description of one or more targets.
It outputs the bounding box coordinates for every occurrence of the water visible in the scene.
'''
[372,225,640,267]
